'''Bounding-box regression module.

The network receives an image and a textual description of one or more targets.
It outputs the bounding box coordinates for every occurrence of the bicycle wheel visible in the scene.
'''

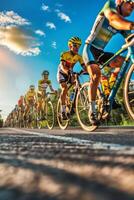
[29,108,38,129]
[57,99,69,130]
[76,82,97,131]
[124,64,134,120]
[46,100,55,129]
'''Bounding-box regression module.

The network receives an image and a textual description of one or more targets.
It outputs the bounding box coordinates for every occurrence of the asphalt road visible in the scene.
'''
[0,127,134,200]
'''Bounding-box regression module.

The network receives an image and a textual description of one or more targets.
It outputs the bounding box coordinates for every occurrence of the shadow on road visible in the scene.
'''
[0,133,134,200]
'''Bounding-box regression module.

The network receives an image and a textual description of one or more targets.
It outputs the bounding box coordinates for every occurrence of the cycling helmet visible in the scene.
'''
[68,37,82,47]
[42,70,49,76]
[29,85,35,89]
[116,0,134,5]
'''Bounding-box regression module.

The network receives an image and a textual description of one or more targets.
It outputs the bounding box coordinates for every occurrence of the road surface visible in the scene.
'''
[0,127,134,200]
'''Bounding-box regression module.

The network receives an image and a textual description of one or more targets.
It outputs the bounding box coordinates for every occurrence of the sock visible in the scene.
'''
[89,101,96,113]
[61,105,66,113]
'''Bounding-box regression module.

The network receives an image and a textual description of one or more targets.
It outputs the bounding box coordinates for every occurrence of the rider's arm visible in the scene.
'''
[103,1,134,30]
[38,80,42,91]
[24,93,28,104]
[48,81,56,92]
[48,80,54,92]
[78,55,87,71]
[49,85,55,92]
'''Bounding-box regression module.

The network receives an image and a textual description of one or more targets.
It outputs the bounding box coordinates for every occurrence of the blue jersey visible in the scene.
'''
[85,0,131,50]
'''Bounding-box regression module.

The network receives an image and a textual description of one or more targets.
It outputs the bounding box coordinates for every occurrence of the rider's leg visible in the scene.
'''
[109,56,125,89]
[60,82,68,119]
[24,104,29,119]
[87,63,101,107]
[37,99,42,118]
[60,82,68,111]
[109,56,125,109]
[83,44,101,124]
[57,69,69,119]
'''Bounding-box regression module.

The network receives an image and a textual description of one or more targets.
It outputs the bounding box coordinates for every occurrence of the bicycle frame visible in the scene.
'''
[100,45,134,108]
[67,73,82,112]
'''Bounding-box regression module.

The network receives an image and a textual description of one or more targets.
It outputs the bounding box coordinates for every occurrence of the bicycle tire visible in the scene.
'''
[57,99,69,130]
[124,63,134,120]
[46,100,55,129]
[76,82,97,132]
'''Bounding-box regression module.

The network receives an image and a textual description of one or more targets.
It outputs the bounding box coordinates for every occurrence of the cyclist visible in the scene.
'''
[12,105,19,126]
[17,95,25,125]
[83,0,134,124]
[24,85,37,118]
[18,95,25,112]
[57,36,86,120]
[37,70,57,118]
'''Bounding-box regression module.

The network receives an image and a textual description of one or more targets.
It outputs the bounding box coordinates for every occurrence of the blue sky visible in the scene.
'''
[0,0,134,119]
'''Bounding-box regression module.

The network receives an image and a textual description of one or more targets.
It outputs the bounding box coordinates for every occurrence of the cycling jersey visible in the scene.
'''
[18,99,24,107]
[25,90,36,102]
[86,0,130,49]
[60,51,84,68]
[38,79,51,91]
[83,0,131,65]
[57,51,84,83]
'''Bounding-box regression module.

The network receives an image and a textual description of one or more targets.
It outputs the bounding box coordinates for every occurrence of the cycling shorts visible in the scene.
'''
[83,44,114,65]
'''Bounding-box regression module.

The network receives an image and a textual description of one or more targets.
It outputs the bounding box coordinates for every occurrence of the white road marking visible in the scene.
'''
[7,128,134,154]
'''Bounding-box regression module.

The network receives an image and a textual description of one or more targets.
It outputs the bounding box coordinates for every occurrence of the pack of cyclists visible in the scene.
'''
[5,71,57,127]
[5,0,134,127]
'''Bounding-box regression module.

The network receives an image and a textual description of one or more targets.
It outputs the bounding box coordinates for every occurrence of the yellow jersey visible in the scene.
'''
[60,51,84,69]
[25,90,37,102]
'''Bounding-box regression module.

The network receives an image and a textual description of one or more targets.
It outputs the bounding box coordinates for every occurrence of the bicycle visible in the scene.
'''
[18,106,25,128]
[57,71,88,130]
[37,92,55,129]
[24,101,38,128]
[76,33,134,131]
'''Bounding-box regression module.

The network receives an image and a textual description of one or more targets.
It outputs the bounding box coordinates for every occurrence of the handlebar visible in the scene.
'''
[122,33,134,49]
[46,92,56,96]
[71,70,88,76]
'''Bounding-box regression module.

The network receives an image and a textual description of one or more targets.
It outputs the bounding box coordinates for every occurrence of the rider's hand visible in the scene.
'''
[80,69,88,75]
[130,22,134,30]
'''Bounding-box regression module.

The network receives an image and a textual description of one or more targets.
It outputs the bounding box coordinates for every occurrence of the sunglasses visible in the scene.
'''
[72,43,81,48]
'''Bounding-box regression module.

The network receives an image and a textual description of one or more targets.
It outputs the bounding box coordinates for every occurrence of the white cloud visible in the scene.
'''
[41,4,50,12]
[57,12,71,23]
[35,29,46,37]
[51,41,57,49]
[21,47,40,56]
[0,10,40,56]
[46,22,56,30]
[0,26,41,56]
[0,11,30,26]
